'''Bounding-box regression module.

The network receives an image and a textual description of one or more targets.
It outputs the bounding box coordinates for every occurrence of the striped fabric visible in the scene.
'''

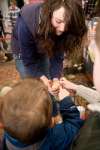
[8,6,20,28]
[83,0,97,16]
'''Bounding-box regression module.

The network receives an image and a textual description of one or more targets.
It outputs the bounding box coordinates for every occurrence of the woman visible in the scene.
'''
[61,21,100,150]
[12,0,87,93]
[60,21,100,111]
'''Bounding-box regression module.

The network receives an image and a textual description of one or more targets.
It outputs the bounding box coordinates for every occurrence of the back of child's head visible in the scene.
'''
[96,21,100,50]
[0,78,52,144]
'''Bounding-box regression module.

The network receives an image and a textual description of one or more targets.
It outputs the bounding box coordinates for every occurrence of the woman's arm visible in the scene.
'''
[76,85,100,103]
[60,78,100,104]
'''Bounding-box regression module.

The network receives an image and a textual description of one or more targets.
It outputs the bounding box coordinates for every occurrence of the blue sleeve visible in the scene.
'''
[49,97,84,150]
[18,18,44,77]
[49,51,64,79]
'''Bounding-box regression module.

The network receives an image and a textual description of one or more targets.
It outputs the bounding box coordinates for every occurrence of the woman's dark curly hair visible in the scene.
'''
[36,0,87,57]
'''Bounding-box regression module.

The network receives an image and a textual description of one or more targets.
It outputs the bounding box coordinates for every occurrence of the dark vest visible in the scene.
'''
[11,3,42,55]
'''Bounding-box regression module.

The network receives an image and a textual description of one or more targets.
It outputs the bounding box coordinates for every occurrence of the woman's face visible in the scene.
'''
[51,7,66,36]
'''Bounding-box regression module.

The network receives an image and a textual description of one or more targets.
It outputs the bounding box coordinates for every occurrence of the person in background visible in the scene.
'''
[8,1,20,30]
[60,21,100,112]
[60,21,100,150]
[0,10,8,62]
[0,10,5,51]
[0,10,5,38]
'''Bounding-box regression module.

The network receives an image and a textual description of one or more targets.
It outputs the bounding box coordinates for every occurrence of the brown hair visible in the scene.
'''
[96,21,100,50]
[0,78,52,144]
[10,0,16,6]
[36,0,87,57]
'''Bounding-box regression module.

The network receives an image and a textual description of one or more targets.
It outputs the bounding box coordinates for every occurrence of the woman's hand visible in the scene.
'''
[40,75,50,87]
[60,77,78,91]
[49,78,60,96]
[58,86,70,100]
[40,76,58,96]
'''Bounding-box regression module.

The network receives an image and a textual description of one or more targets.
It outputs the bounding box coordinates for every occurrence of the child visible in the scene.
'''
[0,78,83,150]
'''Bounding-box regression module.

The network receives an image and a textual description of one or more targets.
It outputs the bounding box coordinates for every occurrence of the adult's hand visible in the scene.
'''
[40,75,50,87]
[60,77,78,91]
[49,78,60,96]
[40,76,54,96]
[58,86,70,100]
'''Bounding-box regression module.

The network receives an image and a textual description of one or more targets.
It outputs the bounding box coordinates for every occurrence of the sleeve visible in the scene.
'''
[17,18,44,77]
[7,11,12,27]
[49,51,64,79]
[76,85,100,103]
[59,97,84,128]
[49,97,84,150]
